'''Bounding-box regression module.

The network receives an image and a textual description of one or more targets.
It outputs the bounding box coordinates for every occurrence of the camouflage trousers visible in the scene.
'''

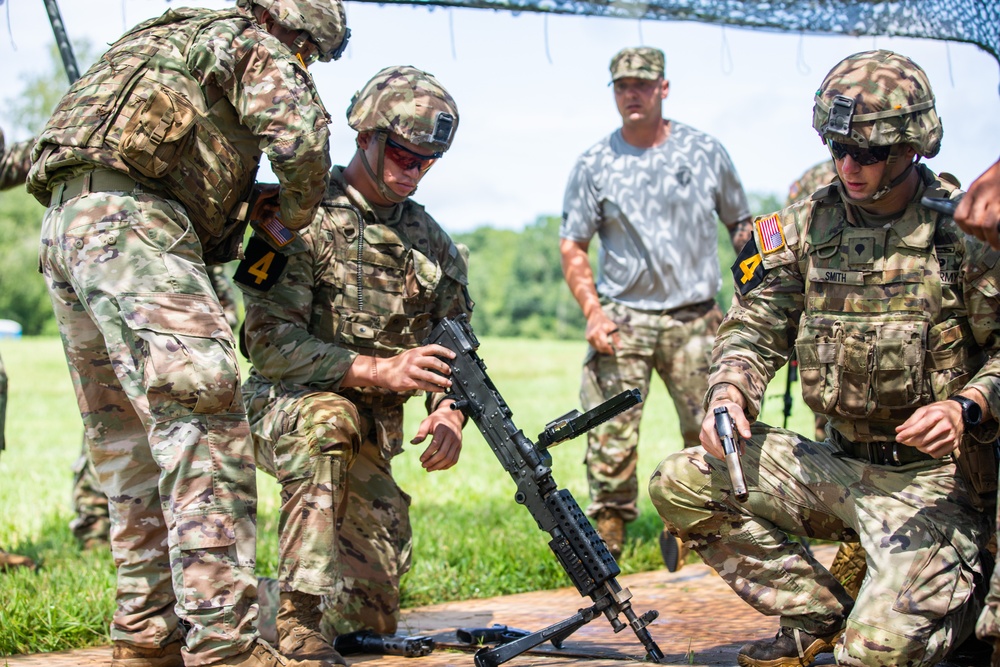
[649,423,989,666]
[38,189,260,665]
[976,486,1000,644]
[244,378,412,636]
[70,436,112,546]
[68,270,237,549]
[582,299,720,521]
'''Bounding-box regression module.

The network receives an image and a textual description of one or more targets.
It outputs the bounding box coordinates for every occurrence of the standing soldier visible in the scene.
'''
[650,50,997,666]
[236,66,471,663]
[559,46,752,564]
[26,1,348,665]
[0,127,35,571]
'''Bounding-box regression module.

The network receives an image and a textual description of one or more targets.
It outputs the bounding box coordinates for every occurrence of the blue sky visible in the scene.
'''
[2,0,999,231]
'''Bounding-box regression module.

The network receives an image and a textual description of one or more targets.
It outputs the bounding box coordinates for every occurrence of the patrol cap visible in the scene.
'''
[610,47,665,82]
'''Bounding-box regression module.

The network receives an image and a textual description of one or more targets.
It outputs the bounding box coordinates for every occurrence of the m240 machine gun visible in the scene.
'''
[424,315,664,667]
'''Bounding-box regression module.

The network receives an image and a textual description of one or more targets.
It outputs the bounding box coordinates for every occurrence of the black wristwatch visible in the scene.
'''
[949,396,983,428]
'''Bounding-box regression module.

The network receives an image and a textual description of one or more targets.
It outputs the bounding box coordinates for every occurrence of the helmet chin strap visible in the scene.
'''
[358,132,413,204]
[839,145,918,207]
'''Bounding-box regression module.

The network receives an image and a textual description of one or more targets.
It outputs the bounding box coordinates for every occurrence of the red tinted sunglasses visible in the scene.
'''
[384,137,441,172]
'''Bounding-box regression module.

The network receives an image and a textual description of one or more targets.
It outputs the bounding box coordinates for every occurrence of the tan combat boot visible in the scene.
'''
[276,591,346,666]
[737,626,843,667]
[595,509,626,559]
[111,640,184,667]
[0,549,36,571]
[209,640,325,666]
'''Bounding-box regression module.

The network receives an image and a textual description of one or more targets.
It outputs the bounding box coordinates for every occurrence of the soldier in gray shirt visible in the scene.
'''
[559,46,751,566]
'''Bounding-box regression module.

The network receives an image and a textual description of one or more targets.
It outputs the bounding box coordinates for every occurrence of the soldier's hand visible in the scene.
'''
[251,183,281,223]
[411,403,463,471]
[894,400,963,458]
[377,345,455,393]
[701,398,751,460]
[954,158,1000,250]
[585,312,620,355]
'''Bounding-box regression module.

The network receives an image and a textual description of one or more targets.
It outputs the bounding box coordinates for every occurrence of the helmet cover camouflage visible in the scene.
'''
[346,66,459,153]
[238,0,349,61]
[610,47,665,82]
[812,49,941,158]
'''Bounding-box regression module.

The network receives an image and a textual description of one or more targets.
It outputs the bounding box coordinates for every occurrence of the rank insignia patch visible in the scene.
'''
[732,236,768,295]
[755,213,786,254]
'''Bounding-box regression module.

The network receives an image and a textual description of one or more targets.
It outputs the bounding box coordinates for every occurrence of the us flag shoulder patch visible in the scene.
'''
[755,214,785,254]
[262,217,295,248]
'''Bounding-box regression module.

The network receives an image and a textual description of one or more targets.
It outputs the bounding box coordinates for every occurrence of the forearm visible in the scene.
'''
[0,138,33,192]
[559,238,602,319]
[245,309,356,388]
[272,128,331,230]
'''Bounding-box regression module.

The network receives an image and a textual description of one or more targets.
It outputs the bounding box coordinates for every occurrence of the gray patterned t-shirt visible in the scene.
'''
[561,121,749,311]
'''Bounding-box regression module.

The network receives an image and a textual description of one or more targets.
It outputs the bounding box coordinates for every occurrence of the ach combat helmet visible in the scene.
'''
[238,0,350,62]
[346,66,459,202]
[812,49,941,202]
[813,49,941,158]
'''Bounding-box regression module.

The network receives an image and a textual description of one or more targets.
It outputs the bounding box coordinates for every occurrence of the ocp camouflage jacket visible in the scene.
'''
[715,165,1000,444]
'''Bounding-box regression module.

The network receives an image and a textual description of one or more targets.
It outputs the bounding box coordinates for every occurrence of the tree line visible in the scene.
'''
[0,190,781,337]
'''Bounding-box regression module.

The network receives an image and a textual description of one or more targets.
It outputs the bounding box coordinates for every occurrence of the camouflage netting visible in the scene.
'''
[347,0,1000,65]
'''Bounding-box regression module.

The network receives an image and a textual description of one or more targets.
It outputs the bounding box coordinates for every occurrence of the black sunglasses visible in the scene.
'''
[827,139,891,166]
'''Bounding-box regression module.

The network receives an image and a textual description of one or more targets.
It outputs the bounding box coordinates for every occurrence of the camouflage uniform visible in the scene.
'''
[27,3,342,662]
[238,66,469,641]
[561,47,749,525]
[0,128,35,571]
[239,163,471,634]
[70,266,240,549]
[785,162,838,443]
[650,50,997,666]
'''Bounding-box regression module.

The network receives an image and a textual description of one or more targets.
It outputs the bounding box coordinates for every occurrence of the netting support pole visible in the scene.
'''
[42,0,79,84]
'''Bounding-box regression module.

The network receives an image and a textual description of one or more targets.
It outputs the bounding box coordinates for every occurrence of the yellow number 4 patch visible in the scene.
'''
[234,236,288,292]
[739,253,762,285]
[730,236,769,295]
[248,251,275,285]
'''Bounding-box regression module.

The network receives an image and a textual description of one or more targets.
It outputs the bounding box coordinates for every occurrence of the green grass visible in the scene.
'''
[0,336,814,656]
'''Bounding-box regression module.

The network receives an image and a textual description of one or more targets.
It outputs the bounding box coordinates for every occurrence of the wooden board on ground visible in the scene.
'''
[4,547,839,667]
